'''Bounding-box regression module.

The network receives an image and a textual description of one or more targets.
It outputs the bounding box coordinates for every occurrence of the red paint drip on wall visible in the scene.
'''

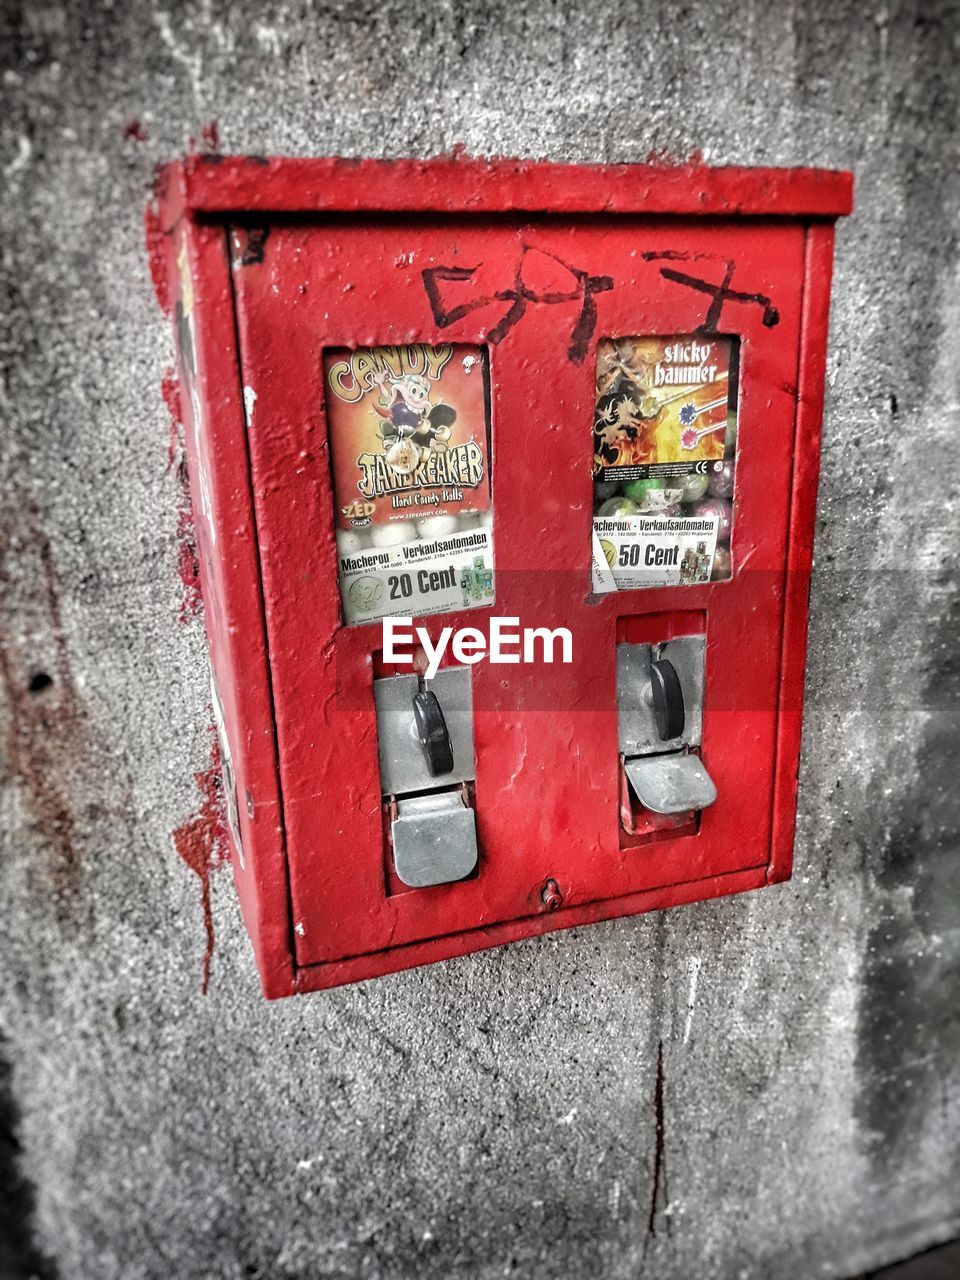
[173,735,230,994]
[643,147,704,167]
[199,121,220,153]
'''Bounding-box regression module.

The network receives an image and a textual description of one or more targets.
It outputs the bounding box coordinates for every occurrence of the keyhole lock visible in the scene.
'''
[413,688,455,776]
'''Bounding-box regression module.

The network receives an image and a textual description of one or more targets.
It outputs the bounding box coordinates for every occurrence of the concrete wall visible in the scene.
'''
[1,1,958,1276]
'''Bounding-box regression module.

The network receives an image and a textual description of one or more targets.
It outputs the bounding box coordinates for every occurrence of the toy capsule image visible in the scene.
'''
[677,471,710,504]
[691,497,733,546]
[708,459,736,500]
[598,497,641,517]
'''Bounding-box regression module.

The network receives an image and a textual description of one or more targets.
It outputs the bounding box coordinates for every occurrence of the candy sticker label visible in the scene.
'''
[591,335,737,590]
[592,516,720,592]
[324,344,494,624]
[338,527,494,626]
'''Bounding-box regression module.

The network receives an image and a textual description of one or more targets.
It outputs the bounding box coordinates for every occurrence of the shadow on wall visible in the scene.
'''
[0,1036,58,1280]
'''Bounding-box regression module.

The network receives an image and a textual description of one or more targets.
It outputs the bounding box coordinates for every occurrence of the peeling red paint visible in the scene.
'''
[160,370,202,622]
[123,119,149,142]
[176,508,203,623]
[161,372,182,471]
[143,201,169,315]
[173,734,230,994]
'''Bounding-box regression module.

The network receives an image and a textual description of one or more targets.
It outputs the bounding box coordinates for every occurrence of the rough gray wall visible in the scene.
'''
[1,1,958,1277]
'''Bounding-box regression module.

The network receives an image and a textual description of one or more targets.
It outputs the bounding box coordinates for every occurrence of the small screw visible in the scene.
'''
[541,878,562,911]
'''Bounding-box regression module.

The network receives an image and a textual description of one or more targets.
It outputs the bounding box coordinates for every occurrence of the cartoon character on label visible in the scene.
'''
[593,380,659,471]
[371,370,457,476]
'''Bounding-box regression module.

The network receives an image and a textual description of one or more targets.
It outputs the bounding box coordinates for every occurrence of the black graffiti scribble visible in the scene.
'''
[642,253,779,331]
[422,247,613,363]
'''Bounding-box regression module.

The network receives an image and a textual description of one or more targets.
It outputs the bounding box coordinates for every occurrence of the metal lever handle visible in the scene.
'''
[412,689,455,776]
[650,658,685,741]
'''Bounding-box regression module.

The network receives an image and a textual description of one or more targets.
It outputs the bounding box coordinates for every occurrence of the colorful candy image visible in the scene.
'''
[593,336,732,472]
[326,343,491,531]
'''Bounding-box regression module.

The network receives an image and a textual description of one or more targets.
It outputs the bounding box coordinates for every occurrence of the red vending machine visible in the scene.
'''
[149,156,852,995]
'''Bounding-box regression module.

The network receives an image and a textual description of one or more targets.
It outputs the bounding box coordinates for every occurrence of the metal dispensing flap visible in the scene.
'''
[392,790,479,889]
[374,666,475,796]
[623,753,718,815]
